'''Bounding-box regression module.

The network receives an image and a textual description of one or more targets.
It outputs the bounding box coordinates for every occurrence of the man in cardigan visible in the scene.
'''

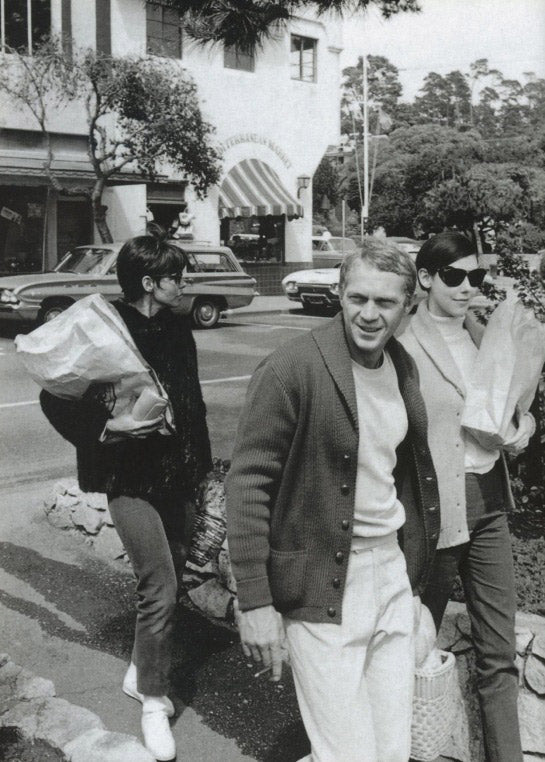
[226,239,440,762]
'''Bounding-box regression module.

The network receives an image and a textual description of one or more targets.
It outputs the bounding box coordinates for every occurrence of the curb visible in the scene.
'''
[0,654,154,761]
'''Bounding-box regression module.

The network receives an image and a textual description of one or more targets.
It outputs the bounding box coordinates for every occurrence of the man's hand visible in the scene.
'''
[503,412,536,455]
[105,412,163,439]
[238,605,284,681]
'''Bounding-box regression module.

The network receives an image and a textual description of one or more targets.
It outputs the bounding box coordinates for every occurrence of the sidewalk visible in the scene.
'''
[0,480,256,762]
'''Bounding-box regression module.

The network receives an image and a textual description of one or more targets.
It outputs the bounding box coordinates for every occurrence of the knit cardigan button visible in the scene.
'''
[327,607,337,618]
[341,484,350,495]
[335,551,345,564]
[341,519,350,530]
[332,577,341,588]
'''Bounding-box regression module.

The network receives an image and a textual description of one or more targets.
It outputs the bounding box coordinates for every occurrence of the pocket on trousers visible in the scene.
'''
[268,548,308,610]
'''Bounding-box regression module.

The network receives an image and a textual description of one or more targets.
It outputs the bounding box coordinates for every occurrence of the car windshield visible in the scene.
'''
[55,248,113,274]
[328,238,358,251]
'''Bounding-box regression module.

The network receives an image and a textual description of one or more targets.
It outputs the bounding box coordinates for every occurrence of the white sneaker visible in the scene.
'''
[122,663,175,718]
[141,706,176,761]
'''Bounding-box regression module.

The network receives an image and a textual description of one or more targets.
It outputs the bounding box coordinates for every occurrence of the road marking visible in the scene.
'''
[0,400,39,409]
[201,374,251,385]
[0,374,253,407]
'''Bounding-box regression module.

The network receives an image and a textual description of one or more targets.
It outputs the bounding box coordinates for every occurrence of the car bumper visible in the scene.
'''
[0,303,37,322]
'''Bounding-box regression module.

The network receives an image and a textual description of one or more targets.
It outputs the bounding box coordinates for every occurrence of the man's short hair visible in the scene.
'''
[116,231,187,303]
[339,238,417,304]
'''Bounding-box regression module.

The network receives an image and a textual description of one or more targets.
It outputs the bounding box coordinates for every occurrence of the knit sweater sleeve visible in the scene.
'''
[40,388,110,448]
[225,357,298,612]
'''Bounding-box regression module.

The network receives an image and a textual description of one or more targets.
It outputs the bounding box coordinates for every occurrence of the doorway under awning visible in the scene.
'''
[219,159,304,219]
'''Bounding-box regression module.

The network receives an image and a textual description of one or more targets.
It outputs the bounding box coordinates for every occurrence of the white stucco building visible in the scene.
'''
[0,0,342,289]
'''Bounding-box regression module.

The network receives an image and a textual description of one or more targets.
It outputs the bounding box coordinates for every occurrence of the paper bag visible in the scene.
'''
[15,294,174,433]
[461,299,545,448]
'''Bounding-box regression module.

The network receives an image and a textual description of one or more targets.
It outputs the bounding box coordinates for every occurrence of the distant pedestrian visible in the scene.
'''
[41,232,212,761]
[400,231,534,762]
[226,238,440,762]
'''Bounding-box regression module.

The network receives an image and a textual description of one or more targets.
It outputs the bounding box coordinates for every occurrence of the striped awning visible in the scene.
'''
[219,159,304,219]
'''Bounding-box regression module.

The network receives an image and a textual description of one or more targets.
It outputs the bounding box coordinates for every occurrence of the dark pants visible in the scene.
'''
[422,467,523,762]
[109,495,194,696]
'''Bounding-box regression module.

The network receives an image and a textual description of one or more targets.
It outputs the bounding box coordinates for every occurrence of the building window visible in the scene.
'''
[224,45,254,72]
[290,34,317,82]
[96,0,111,57]
[146,2,182,59]
[0,0,51,54]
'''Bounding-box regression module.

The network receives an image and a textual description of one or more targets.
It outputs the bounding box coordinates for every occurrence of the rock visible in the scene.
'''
[0,659,23,685]
[437,613,460,651]
[440,664,471,762]
[451,635,473,654]
[93,526,125,559]
[455,612,472,638]
[525,655,545,695]
[519,691,545,754]
[71,504,104,535]
[516,627,534,656]
[187,578,233,619]
[46,504,75,530]
[217,546,237,593]
[516,654,526,687]
[532,633,545,661]
[53,479,78,496]
[64,728,154,762]
[101,506,114,526]
[15,675,56,700]
[57,493,83,511]
[66,483,82,497]
[43,489,58,512]
[86,492,108,511]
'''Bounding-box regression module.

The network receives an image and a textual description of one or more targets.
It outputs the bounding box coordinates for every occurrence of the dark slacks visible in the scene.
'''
[422,466,523,762]
[109,495,193,696]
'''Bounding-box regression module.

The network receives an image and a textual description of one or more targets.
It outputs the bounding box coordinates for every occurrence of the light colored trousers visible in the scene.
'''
[284,536,414,762]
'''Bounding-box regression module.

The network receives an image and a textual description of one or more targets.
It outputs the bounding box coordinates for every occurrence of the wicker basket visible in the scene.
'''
[410,649,456,762]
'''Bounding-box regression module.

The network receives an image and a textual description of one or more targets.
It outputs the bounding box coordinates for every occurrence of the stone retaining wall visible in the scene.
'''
[0,654,154,762]
[45,478,545,762]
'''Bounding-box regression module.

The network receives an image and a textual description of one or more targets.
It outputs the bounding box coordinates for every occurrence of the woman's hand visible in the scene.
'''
[105,412,164,439]
[503,412,536,454]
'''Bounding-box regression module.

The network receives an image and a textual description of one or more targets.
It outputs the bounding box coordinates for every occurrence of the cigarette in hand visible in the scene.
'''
[254,665,272,678]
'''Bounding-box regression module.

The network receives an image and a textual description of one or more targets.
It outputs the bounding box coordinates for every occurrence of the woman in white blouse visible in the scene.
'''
[400,231,534,762]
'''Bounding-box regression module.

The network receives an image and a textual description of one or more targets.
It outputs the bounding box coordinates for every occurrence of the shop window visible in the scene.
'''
[1,0,51,54]
[146,2,182,59]
[224,45,254,72]
[0,187,46,274]
[290,34,316,82]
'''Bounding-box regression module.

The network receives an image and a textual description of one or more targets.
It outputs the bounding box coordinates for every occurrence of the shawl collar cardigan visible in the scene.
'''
[399,301,514,549]
[226,312,440,624]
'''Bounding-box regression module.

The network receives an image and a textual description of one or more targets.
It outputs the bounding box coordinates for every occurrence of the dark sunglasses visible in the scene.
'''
[437,266,487,288]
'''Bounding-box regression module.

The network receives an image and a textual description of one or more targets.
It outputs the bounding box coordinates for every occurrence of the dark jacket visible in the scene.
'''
[226,313,440,623]
[40,300,212,506]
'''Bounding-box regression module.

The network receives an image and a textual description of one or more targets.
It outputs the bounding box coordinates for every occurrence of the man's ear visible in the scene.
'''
[417,268,432,291]
[142,275,155,293]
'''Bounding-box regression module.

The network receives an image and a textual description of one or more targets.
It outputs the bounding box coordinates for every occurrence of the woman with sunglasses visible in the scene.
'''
[400,231,533,762]
[40,231,212,761]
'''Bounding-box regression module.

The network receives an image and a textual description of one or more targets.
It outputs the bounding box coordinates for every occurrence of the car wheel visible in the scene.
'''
[192,299,221,329]
[37,300,73,325]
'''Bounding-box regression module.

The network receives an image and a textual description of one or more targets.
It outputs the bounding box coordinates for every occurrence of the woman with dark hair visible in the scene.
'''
[400,231,533,762]
[40,232,212,761]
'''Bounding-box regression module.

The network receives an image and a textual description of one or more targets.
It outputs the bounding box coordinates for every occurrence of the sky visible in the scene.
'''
[341,0,545,101]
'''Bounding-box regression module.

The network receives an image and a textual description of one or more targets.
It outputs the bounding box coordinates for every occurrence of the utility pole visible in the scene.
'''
[361,53,369,243]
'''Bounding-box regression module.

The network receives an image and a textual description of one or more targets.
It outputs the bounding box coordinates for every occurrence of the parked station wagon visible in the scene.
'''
[0,241,258,329]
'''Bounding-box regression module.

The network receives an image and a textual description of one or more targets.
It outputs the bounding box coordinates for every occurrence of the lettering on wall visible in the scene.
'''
[221,134,292,169]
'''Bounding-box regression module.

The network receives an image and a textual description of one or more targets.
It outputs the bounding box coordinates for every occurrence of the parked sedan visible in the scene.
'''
[0,241,258,328]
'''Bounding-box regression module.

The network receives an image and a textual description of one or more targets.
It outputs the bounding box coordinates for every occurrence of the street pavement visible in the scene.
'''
[0,299,326,761]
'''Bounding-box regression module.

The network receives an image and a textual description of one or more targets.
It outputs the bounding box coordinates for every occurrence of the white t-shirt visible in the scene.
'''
[351,351,408,538]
